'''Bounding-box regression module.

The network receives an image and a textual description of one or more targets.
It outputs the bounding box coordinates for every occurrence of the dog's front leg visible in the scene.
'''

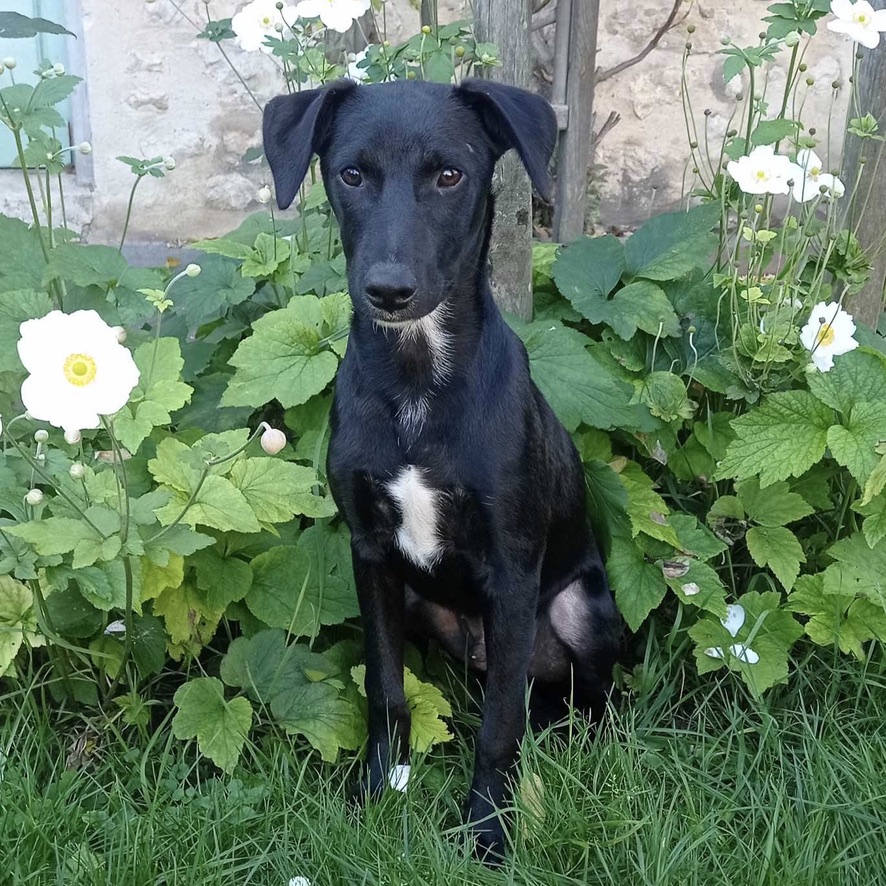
[352,552,410,800]
[467,574,538,861]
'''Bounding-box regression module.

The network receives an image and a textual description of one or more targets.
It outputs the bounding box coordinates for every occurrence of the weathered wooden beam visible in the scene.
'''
[473,0,534,320]
[840,0,886,329]
[553,0,600,244]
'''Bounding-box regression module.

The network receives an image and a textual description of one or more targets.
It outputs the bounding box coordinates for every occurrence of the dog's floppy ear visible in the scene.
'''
[262,80,356,210]
[456,78,558,201]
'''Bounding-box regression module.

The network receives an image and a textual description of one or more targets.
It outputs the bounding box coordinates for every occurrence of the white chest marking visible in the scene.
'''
[386,466,442,570]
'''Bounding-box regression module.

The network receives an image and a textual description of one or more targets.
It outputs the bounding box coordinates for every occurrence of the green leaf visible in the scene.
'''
[584,460,630,558]
[153,580,224,655]
[352,664,452,752]
[228,458,336,522]
[512,320,652,432]
[424,50,455,83]
[723,53,747,83]
[172,677,252,773]
[0,217,47,291]
[114,338,193,453]
[736,476,814,526]
[190,237,255,261]
[750,118,800,146]
[788,574,886,659]
[623,204,719,281]
[192,547,253,610]
[807,348,886,414]
[746,525,804,591]
[853,494,886,549]
[0,12,74,37]
[155,475,260,534]
[862,454,886,505]
[669,513,727,561]
[631,371,695,421]
[552,234,626,320]
[174,255,255,327]
[44,244,128,289]
[608,281,682,339]
[222,293,350,409]
[619,461,680,547]
[6,516,114,566]
[826,402,886,484]
[241,233,292,278]
[221,630,363,762]
[822,532,886,605]
[42,582,102,638]
[245,525,359,636]
[663,558,728,617]
[689,591,803,696]
[606,536,667,631]
[718,391,832,486]
[0,290,54,373]
[0,575,34,675]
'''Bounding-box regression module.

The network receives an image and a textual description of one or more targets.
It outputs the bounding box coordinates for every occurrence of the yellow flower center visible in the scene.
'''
[261,15,272,25]
[855,12,869,24]
[755,169,768,180]
[63,353,97,387]
[810,166,821,178]
[816,322,836,348]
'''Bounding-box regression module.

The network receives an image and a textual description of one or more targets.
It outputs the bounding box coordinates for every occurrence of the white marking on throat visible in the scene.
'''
[386,466,443,571]
[373,302,453,434]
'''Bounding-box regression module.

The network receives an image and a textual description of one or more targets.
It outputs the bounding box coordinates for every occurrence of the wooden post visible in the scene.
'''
[420,0,436,27]
[841,0,886,328]
[474,0,534,320]
[553,0,600,244]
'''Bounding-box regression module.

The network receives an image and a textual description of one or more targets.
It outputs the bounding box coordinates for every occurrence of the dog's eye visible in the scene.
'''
[340,167,363,187]
[437,168,463,189]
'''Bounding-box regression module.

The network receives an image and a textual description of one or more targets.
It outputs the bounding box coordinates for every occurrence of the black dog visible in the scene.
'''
[263,78,621,859]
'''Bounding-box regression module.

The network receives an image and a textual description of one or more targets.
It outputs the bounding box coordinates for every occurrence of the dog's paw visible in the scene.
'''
[347,768,385,806]
[471,819,507,866]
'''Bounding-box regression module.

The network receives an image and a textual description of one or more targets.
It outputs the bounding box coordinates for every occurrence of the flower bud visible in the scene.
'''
[164,156,176,170]
[831,80,841,90]
[407,70,416,79]
[3,57,16,70]
[806,77,814,86]
[784,30,800,46]
[720,36,730,45]
[455,45,465,58]
[185,263,201,277]
[53,62,66,76]
[258,185,272,204]
[34,429,49,443]
[64,429,82,445]
[78,141,92,154]
[421,25,431,34]
[686,23,696,33]
[25,488,44,506]
[754,204,764,213]
[260,426,287,455]
[70,463,86,480]
[108,326,127,345]
[798,62,807,72]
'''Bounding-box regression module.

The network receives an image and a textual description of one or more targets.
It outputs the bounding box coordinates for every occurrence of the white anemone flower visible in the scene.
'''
[828,0,886,48]
[293,0,370,33]
[800,301,859,372]
[790,149,846,203]
[17,310,140,435]
[232,0,298,53]
[726,145,797,196]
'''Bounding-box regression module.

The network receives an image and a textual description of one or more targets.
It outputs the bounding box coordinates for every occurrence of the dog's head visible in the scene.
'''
[262,79,557,325]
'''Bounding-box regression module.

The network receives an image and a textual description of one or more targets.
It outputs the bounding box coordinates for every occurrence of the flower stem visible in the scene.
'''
[119,174,143,252]
[12,127,51,264]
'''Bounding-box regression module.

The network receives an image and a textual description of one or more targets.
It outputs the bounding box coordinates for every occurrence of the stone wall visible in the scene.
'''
[0,0,853,250]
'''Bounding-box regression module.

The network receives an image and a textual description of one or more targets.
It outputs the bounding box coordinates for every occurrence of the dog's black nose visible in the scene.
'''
[365,265,416,312]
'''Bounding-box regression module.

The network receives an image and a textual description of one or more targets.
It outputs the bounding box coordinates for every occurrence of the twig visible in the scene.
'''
[532,0,554,12]
[595,111,621,146]
[596,0,686,84]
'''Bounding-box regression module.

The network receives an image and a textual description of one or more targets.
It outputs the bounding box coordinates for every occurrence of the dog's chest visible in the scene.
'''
[382,465,480,571]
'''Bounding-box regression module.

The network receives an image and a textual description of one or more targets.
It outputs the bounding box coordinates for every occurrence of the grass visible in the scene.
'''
[2,630,886,886]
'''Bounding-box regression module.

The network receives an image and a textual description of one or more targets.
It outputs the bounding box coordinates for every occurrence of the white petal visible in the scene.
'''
[811,349,836,371]
[728,644,759,664]
[721,604,745,638]
[828,18,857,36]
[830,0,855,20]
[389,764,411,792]
[704,646,725,659]
[873,9,886,29]
[857,25,881,48]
